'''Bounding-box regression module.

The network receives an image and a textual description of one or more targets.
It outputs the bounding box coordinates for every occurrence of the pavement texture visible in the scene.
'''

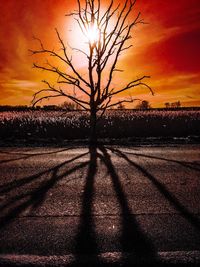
[0,144,200,266]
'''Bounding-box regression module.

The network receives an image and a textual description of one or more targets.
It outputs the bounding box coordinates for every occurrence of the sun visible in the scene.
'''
[86,22,100,45]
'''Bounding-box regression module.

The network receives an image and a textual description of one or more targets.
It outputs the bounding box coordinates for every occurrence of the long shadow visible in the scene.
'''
[125,151,200,172]
[71,144,157,266]
[1,145,161,266]
[0,152,88,194]
[0,147,75,165]
[109,147,200,231]
[0,150,89,229]
[69,145,110,267]
[98,145,157,265]
[0,148,74,156]
[74,145,99,258]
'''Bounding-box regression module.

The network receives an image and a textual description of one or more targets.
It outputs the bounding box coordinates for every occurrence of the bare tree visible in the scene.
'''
[117,102,125,110]
[165,102,170,109]
[60,101,76,111]
[165,101,181,109]
[30,0,153,143]
[172,101,181,108]
[136,100,151,110]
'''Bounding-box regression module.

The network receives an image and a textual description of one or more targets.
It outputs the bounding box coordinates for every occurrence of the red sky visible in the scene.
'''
[0,0,200,107]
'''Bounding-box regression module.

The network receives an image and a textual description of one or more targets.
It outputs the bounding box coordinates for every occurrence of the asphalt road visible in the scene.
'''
[0,144,200,266]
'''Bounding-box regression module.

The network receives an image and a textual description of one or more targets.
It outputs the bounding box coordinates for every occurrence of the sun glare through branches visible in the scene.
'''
[86,22,100,45]
[30,0,153,143]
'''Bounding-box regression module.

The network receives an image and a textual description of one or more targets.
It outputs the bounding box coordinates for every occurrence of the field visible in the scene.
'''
[0,109,200,142]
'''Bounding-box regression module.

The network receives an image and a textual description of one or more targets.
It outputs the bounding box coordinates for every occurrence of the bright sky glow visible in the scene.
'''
[86,22,100,45]
[0,0,199,107]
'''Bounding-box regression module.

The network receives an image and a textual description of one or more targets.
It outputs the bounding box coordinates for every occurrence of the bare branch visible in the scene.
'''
[55,28,91,88]
[105,97,140,109]
[97,97,112,121]
[108,76,153,97]
[104,10,141,95]
[32,80,89,110]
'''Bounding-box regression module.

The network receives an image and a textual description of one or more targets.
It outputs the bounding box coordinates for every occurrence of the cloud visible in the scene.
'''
[0,0,199,107]
[0,78,40,105]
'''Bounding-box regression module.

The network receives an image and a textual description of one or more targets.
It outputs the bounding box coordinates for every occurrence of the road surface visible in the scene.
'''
[0,145,200,266]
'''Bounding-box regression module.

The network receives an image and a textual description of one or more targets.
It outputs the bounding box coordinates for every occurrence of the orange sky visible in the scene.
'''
[0,0,200,108]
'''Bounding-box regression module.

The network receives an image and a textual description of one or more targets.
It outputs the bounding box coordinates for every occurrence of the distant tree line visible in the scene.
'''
[0,105,58,112]
[116,100,151,110]
[0,100,199,112]
[0,103,80,112]
[164,101,181,109]
[0,105,36,112]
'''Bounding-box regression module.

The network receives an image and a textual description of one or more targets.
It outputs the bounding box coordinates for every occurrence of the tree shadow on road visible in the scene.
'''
[75,145,98,254]
[70,144,157,267]
[108,147,200,232]
[5,146,191,266]
[0,145,159,266]
[98,145,157,264]
[0,147,77,165]
[125,150,200,172]
[0,148,89,230]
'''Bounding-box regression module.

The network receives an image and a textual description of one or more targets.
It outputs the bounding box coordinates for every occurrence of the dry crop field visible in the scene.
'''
[0,109,199,141]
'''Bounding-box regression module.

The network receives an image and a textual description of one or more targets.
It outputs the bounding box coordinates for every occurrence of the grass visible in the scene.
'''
[0,109,199,142]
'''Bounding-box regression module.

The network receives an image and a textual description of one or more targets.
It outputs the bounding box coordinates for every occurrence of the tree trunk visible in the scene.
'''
[89,109,97,145]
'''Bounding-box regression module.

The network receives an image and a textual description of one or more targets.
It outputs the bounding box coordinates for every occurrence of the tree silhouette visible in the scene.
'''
[60,101,81,111]
[165,101,181,109]
[30,0,153,143]
[165,102,170,109]
[136,100,151,110]
[117,102,126,110]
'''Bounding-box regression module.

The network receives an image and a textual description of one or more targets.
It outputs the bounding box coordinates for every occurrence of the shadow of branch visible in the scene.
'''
[98,145,157,264]
[125,151,200,172]
[109,147,200,231]
[0,151,89,229]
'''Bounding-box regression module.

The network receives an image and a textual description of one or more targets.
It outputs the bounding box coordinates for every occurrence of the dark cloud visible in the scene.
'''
[145,29,200,74]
